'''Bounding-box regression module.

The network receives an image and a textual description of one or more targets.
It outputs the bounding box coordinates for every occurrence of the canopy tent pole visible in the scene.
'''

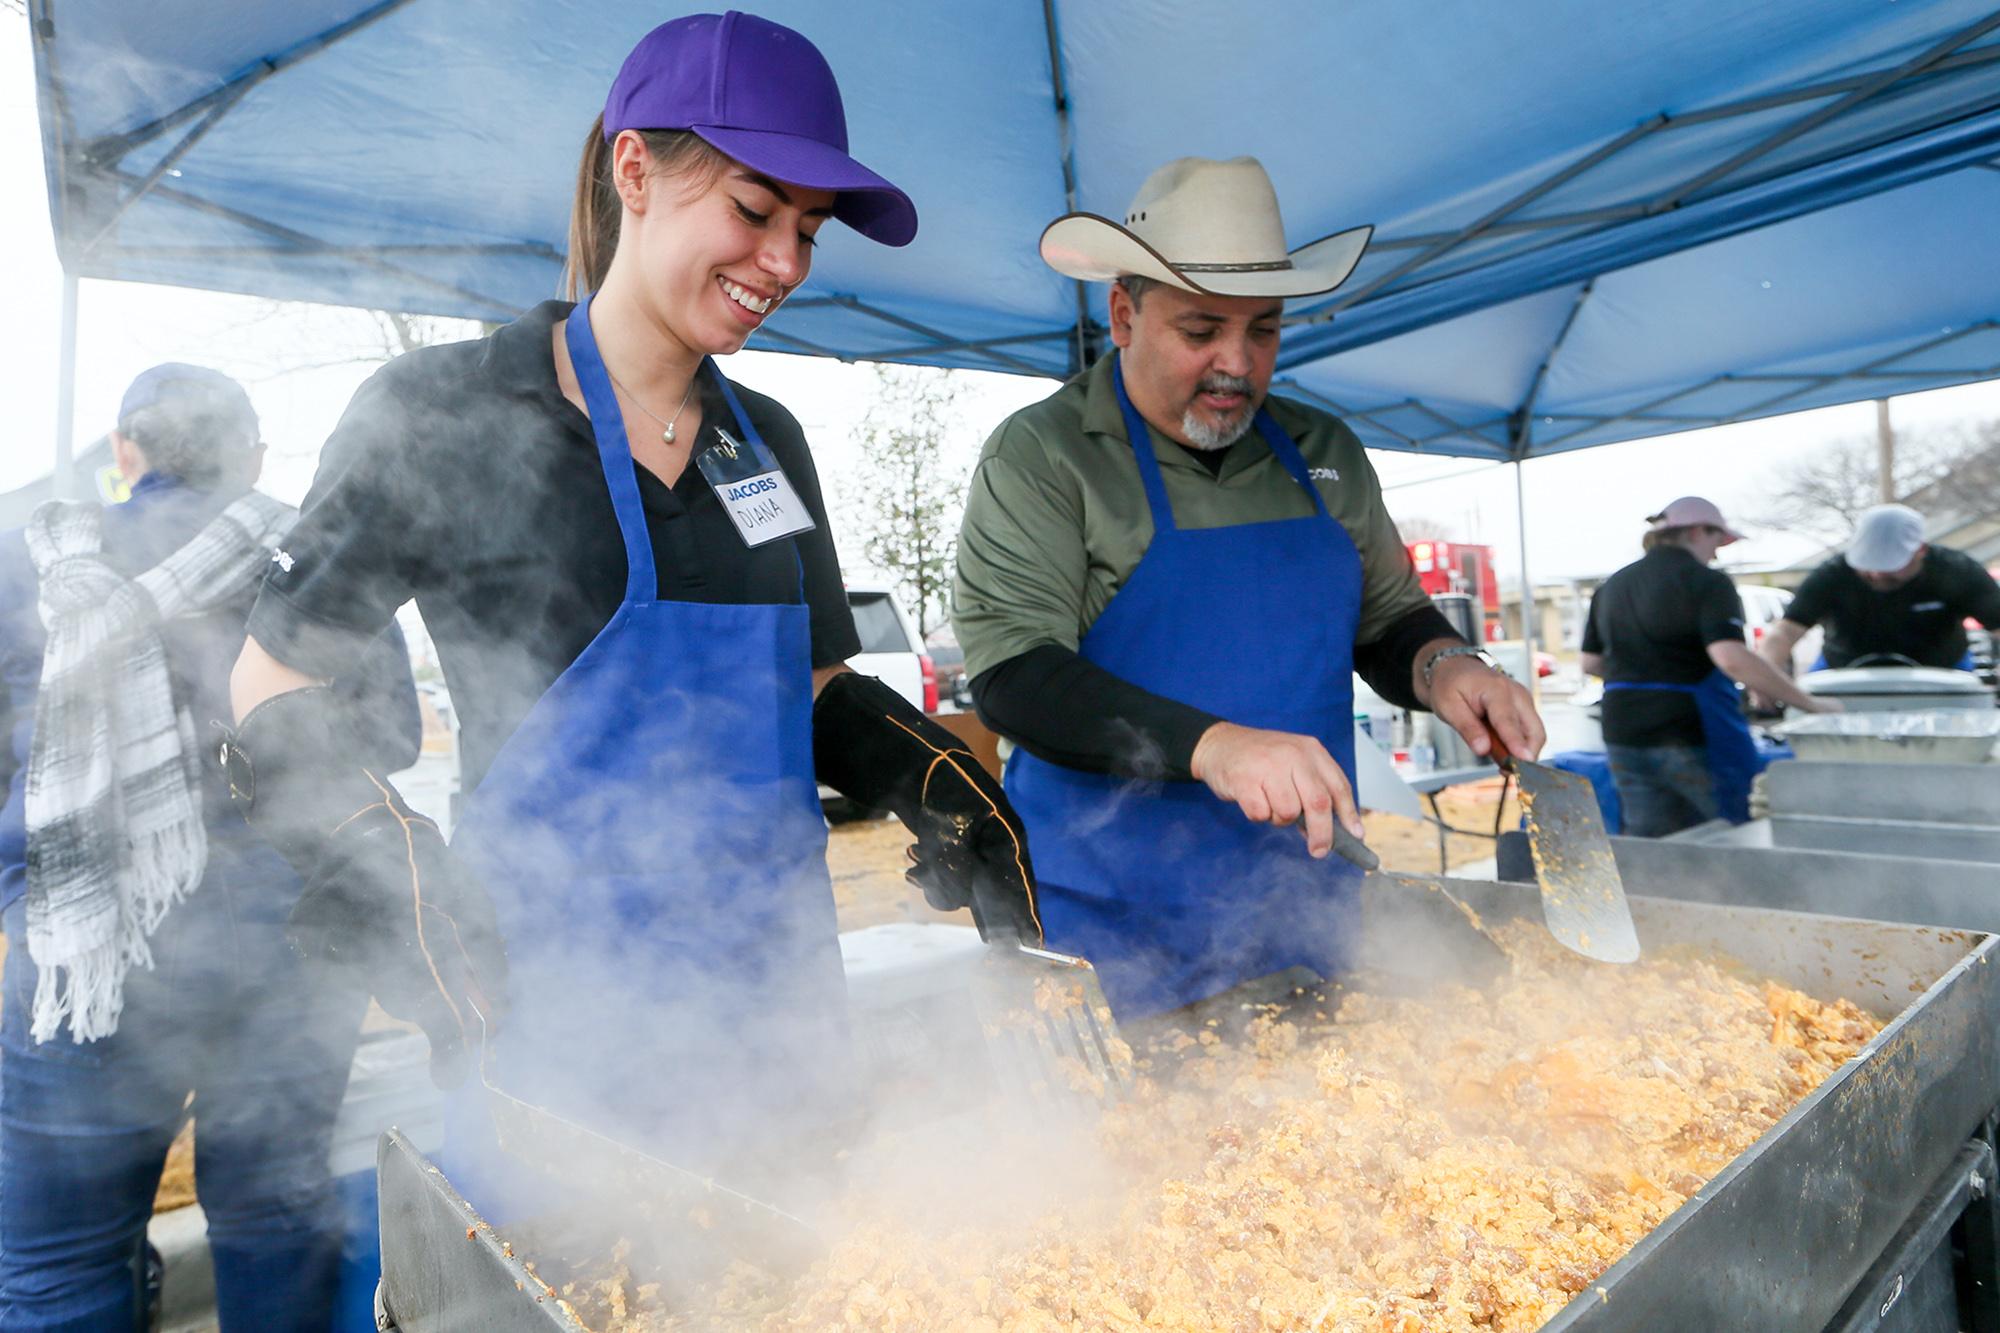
[1876,398,1896,502]
[1039,0,1098,374]
[1515,461,1538,705]
[53,270,79,501]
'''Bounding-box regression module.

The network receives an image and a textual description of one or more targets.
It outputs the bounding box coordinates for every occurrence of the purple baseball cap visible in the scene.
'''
[603,11,917,247]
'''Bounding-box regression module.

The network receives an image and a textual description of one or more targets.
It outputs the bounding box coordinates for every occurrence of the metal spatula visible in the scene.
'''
[1505,755,1641,964]
[1330,826,1511,985]
[964,938,1135,1115]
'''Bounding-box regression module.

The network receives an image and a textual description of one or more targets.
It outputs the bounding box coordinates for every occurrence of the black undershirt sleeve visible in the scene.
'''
[972,604,1465,781]
[970,644,1221,781]
[1353,603,1464,711]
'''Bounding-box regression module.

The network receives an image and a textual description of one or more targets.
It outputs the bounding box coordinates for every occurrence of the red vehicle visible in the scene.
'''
[1406,540,1502,643]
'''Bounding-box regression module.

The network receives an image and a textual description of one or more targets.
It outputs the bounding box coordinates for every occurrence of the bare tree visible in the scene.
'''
[837,366,976,638]
[1388,512,1459,542]
[1753,420,2000,541]
[211,302,484,380]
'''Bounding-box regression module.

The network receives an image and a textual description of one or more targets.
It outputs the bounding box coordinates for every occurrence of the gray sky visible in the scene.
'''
[7,9,1998,587]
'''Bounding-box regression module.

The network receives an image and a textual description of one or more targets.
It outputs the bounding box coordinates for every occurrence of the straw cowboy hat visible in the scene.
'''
[1040,156,1372,300]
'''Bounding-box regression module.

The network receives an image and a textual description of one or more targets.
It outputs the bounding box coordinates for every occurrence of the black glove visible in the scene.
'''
[812,672,1043,946]
[220,686,507,1088]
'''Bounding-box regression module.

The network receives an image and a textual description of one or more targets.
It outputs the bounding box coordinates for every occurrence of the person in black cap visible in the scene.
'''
[0,365,419,1330]
[222,11,1039,1222]
[1758,504,2000,674]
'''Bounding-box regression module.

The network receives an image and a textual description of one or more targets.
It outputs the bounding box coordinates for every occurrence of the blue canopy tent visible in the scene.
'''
[26,0,2000,661]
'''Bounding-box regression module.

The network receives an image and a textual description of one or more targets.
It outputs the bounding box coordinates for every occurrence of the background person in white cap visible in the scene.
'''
[952,156,1544,1018]
[1758,503,2000,674]
[1580,497,1834,838]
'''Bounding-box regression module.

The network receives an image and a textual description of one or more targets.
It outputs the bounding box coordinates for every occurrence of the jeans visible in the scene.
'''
[1604,743,1718,839]
[0,830,368,1332]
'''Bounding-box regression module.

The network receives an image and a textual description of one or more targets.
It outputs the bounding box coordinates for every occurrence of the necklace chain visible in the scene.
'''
[607,367,698,445]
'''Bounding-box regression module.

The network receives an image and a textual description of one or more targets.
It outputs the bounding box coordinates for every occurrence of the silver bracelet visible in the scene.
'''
[1421,644,1499,692]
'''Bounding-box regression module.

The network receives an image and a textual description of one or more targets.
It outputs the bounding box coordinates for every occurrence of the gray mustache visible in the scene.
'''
[1195,374,1254,399]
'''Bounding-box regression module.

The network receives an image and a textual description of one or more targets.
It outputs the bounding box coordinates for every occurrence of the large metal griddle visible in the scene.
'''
[1613,835,2000,937]
[377,1128,589,1333]
[1685,760,2000,865]
[378,875,2000,1333]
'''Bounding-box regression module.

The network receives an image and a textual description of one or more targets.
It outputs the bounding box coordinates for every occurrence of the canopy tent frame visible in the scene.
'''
[1271,315,2000,462]
[28,0,2000,541]
[36,4,2000,395]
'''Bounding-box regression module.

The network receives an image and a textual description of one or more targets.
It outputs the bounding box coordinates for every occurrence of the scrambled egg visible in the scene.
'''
[569,925,1879,1332]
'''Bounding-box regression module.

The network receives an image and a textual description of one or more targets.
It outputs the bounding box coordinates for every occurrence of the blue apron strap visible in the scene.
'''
[706,359,764,454]
[1111,358,1179,533]
[564,296,657,607]
[706,359,807,597]
[1251,409,1332,518]
[1110,361,1332,527]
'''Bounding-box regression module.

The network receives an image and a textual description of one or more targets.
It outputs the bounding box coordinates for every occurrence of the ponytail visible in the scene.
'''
[563,115,619,301]
[563,115,733,300]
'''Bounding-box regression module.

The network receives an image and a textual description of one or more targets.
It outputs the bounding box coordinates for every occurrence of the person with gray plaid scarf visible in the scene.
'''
[0,365,420,1332]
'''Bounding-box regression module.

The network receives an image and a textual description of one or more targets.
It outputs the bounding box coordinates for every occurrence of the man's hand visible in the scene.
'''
[1427,653,1547,760]
[1798,694,1845,715]
[1189,722,1362,858]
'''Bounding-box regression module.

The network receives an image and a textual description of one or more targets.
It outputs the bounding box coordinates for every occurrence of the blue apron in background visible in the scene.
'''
[1005,359,1364,1019]
[440,297,851,1222]
[1603,670,1760,822]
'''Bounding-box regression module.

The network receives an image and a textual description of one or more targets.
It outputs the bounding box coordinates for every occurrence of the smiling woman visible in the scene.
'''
[213,7,1039,1253]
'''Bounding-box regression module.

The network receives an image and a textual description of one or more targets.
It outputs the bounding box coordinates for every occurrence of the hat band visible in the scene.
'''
[1173,258,1295,273]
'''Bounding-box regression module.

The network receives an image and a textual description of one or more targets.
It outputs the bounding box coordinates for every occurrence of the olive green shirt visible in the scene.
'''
[954,351,1433,680]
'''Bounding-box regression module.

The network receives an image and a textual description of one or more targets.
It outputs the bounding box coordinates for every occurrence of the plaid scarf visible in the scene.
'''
[23,491,296,1042]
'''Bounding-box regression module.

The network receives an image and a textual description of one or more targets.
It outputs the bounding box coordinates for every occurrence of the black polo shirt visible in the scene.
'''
[1785,546,2000,669]
[247,300,859,791]
[1582,545,1746,747]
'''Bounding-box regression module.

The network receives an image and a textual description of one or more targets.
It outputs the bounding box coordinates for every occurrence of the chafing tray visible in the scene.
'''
[380,877,2000,1333]
[1777,710,2000,765]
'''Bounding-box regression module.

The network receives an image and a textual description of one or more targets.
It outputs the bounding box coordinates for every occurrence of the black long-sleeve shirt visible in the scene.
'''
[972,602,1462,780]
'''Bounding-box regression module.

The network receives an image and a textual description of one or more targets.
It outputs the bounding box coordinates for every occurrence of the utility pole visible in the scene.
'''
[1876,398,1896,503]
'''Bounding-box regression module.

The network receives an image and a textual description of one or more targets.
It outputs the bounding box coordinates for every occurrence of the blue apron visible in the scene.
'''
[1004,360,1364,1019]
[439,297,850,1221]
[1603,671,1759,822]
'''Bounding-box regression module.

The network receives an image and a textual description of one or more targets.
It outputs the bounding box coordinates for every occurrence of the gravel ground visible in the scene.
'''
[825,776,1521,931]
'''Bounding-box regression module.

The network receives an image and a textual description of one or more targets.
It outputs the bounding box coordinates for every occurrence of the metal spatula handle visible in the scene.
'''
[1329,824,1382,872]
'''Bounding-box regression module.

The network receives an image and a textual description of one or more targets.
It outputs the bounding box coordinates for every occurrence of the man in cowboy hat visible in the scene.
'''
[952,156,1544,1018]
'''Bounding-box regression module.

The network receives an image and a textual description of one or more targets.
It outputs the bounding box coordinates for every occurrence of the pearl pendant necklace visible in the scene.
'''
[608,368,698,445]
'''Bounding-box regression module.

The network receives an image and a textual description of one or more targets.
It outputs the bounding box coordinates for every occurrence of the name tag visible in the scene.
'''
[698,428,816,548]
